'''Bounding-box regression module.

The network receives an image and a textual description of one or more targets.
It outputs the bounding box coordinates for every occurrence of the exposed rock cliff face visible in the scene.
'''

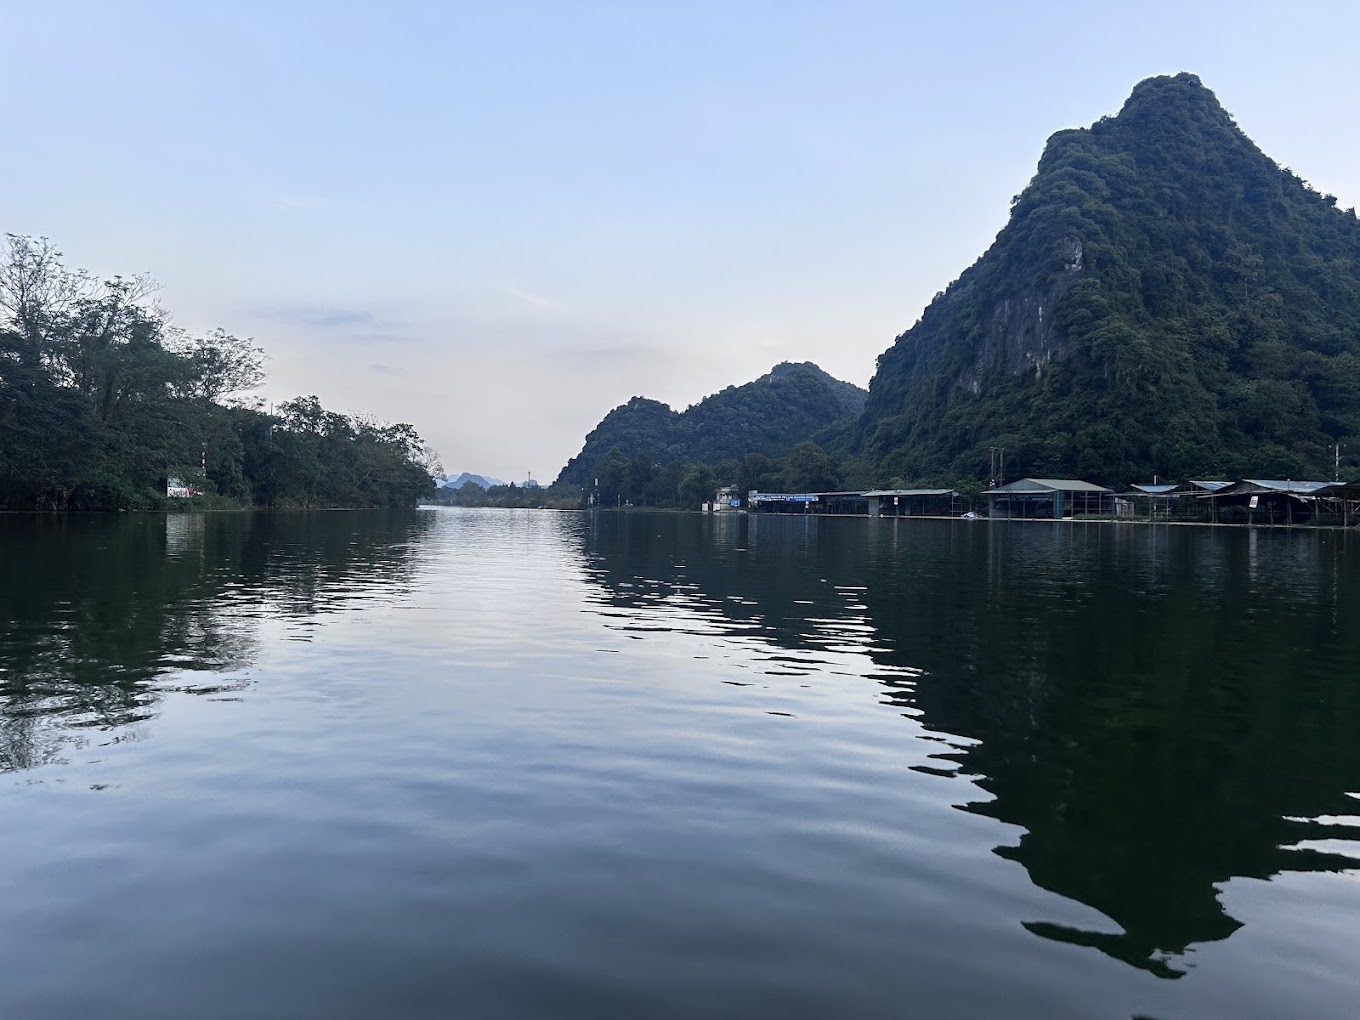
[868,229,1084,423]
[959,236,1084,393]
[854,73,1360,485]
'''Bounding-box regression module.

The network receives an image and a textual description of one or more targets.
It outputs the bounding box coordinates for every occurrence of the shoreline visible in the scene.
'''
[6,506,1353,533]
[427,506,1360,532]
[0,506,425,515]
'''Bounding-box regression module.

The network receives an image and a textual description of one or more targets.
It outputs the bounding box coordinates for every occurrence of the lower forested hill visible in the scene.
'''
[855,73,1360,485]
[556,362,865,486]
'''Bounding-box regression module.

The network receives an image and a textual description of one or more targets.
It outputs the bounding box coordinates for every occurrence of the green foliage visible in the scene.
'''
[676,463,716,510]
[857,73,1360,486]
[781,442,843,492]
[429,479,582,510]
[557,362,866,486]
[0,236,434,510]
[546,440,865,511]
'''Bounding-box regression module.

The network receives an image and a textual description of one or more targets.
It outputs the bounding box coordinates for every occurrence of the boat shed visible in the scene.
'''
[747,490,868,515]
[863,489,960,517]
[1122,480,1231,520]
[1202,479,1332,524]
[1127,483,1179,497]
[1317,480,1360,526]
[983,478,1112,519]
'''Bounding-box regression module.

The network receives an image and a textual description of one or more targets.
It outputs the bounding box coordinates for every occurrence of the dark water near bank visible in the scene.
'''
[2,510,1358,1019]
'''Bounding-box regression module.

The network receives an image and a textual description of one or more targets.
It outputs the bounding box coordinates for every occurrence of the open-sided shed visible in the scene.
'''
[1316,480,1360,526]
[1121,480,1230,520]
[747,491,868,515]
[862,489,961,517]
[1202,479,1331,525]
[982,478,1112,519]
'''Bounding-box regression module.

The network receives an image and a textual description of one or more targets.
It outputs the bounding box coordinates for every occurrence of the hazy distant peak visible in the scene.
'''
[439,471,506,489]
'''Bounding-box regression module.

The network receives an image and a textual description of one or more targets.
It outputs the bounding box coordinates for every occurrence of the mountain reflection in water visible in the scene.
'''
[2,508,1358,1019]
[580,512,1360,978]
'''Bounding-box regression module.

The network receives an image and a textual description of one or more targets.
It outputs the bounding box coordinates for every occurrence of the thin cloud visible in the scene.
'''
[493,280,553,308]
[255,304,376,329]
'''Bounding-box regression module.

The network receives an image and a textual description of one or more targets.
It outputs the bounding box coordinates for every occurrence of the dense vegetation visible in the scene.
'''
[556,362,865,487]
[427,480,580,510]
[557,74,1360,501]
[580,441,849,510]
[0,236,435,510]
[431,439,848,512]
[856,73,1360,485]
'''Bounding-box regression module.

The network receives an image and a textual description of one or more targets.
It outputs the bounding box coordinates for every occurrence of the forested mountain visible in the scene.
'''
[557,361,865,486]
[856,73,1360,485]
[0,236,435,510]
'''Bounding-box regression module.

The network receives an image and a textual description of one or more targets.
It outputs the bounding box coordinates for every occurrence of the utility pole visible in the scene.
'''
[988,447,1006,488]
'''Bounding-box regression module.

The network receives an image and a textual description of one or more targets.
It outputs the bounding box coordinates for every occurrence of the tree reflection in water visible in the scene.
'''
[579,512,1360,978]
[0,511,431,773]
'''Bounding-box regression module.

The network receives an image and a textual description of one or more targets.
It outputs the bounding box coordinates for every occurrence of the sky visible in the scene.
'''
[3,1,1359,482]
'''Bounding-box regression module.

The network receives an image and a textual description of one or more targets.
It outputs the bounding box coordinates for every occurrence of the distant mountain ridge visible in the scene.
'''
[557,362,865,485]
[853,72,1360,484]
[437,472,506,489]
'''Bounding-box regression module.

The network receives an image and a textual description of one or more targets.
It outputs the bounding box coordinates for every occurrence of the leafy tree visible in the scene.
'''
[595,446,630,506]
[167,328,265,402]
[737,452,780,498]
[677,463,716,509]
[781,442,843,492]
[0,237,435,510]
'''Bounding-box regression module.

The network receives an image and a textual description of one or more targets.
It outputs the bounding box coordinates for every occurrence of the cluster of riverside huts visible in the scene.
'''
[729,478,1360,526]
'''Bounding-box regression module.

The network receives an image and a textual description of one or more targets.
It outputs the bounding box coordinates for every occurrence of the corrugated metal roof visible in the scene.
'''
[1317,480,1360,495]
[982,478,1111,494]
[1130,483,1177,494]
[1205,479,1333,497]
[1187,480,1231,491]
[748,491,868,501]
[862,489,957,497]
[1242,479,1331,493]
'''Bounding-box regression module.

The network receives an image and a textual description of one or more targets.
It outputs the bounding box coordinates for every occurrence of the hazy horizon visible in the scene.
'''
[4,1,1358,480]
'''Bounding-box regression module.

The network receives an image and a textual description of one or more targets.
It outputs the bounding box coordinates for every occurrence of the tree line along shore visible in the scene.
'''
[0,236,436,511]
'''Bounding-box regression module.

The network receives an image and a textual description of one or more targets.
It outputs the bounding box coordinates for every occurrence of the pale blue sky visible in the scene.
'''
[3,1,1357,480]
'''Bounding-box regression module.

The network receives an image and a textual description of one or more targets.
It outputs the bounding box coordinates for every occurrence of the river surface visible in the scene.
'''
[1,509,1358,1019]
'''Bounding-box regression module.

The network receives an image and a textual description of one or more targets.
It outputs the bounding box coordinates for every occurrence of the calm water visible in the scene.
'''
[2,510,1358,1019]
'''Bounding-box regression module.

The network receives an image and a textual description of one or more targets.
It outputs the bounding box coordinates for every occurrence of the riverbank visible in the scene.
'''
[562,506,1360,531]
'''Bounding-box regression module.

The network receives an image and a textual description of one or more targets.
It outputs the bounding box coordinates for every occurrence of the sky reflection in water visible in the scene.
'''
[1,509,1358,1019]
